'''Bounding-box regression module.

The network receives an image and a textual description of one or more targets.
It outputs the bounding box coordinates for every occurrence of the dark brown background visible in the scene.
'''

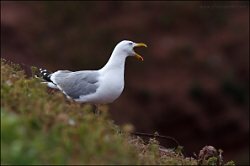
[1,1,249,165]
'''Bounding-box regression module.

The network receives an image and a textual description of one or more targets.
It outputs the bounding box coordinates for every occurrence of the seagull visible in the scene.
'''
[37,40,147,114]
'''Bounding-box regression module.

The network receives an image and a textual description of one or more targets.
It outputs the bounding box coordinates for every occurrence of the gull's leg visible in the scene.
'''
[94,104,100,115]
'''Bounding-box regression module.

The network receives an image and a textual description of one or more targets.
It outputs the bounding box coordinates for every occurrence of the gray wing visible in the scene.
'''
[53,70,100,99]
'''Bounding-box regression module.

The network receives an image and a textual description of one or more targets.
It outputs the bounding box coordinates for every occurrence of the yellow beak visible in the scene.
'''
[133,43,147,61]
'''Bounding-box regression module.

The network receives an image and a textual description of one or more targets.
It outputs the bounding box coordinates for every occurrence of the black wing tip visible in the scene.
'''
[39,68,53,82]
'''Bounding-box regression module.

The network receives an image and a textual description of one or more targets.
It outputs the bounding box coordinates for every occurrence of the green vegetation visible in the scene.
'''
[1,59,235,165]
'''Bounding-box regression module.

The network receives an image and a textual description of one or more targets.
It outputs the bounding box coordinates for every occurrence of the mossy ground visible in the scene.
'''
[1,59,235,165]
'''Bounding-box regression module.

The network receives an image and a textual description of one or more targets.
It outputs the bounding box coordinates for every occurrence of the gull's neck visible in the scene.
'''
[99,48,127,75]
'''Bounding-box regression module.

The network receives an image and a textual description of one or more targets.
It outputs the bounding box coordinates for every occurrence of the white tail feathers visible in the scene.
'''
[41,82,59,89]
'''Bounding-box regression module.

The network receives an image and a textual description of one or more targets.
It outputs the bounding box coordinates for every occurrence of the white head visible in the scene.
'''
[113,40,147,61]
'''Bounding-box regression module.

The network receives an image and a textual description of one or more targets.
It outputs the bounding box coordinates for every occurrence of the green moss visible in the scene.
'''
[224,160,235,166]
[207,157,218,165]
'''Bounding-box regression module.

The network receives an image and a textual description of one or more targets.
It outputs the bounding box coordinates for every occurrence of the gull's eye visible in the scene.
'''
[129,42,133,46]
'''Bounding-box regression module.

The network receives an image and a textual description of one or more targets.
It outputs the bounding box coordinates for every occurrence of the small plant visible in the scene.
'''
[224,160,235,166]
[31,66,38,78]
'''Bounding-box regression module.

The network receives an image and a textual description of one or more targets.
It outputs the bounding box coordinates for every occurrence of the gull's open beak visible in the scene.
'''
[133,43,147,61]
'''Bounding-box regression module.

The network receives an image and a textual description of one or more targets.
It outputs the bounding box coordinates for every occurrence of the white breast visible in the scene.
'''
[75,70,124,104]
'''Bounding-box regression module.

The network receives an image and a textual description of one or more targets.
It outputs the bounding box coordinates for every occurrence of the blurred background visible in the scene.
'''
[1,1,249,164]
